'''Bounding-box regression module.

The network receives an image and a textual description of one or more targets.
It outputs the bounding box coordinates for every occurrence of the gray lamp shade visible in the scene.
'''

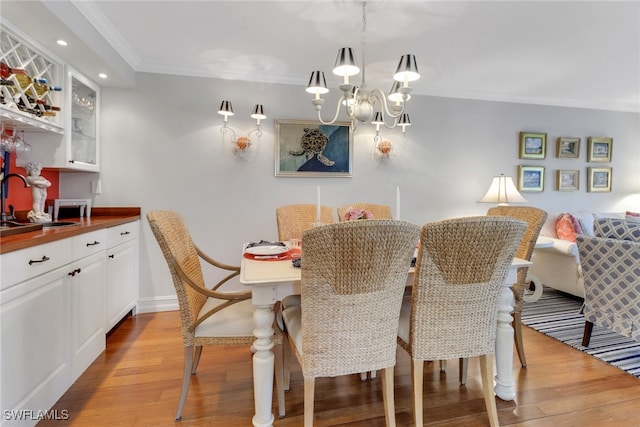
[217,100,234,116]
[393,54,420,82]
[398,113,411,126]
[306,71,329,94]
[251,104,266,120]
[333,47,360,77]
[388,81,411,103]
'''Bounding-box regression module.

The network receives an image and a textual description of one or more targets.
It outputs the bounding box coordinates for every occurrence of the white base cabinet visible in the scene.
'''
[0,222,138,427]
[105,221,139,332]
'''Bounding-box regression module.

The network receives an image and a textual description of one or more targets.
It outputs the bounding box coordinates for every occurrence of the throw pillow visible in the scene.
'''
[555,213,578,242]
[571,211,595,237]
[594,218,640,242]
[626,211,640,223]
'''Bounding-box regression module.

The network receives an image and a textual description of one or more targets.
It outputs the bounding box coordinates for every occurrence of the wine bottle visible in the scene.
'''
[13,74,48,89]
[0,62,27,78]
[34,82,62,97]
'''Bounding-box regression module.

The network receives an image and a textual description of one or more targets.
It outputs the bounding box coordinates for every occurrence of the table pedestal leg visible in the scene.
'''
[251,303,275,427]
[494,285,516,401]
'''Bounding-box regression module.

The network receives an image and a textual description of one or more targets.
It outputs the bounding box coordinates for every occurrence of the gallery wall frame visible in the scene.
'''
[556,137,580,158]
[518,165,545,192]
[274,119,353,177]
[587,167,612,192]
[556,169,580,191]
[519,132,546,159]
[587,137,613,162]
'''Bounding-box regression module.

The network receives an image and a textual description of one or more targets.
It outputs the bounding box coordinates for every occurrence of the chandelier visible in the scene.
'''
[305,1,420,130]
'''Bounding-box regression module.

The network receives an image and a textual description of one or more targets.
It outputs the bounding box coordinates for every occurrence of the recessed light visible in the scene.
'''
[98,73,108,79]
[56,39,68,46]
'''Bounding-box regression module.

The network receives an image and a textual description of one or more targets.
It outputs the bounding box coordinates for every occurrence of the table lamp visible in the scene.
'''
[478,174,527,206]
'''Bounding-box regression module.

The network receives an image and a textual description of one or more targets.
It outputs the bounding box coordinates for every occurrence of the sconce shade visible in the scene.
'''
[251,104,266,120]
[388,81,411,103]
[333,47,360,77]
[398,113,411,126]
[218,100,234,116]
[478,174,528,205]
[306,71,329,95]
[372,112,384,125]
[393,54,420,82]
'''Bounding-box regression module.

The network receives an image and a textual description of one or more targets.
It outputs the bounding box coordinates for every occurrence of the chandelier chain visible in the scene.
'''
[361,1,367,85]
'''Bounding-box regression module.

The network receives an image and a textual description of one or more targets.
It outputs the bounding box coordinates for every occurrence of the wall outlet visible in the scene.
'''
[91,180,102,194]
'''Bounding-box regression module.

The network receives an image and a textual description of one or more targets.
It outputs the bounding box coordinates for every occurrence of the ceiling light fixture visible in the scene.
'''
[305,1,419,131]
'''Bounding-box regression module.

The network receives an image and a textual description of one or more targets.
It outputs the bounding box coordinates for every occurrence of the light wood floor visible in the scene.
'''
[40,311,640,426]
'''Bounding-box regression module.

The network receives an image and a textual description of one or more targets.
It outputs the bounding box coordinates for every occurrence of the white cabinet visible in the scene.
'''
[0,229,107,427]
[105,221,139,331]
[26,68,100,172]
[0,239,72,426]
[69,230,107,380]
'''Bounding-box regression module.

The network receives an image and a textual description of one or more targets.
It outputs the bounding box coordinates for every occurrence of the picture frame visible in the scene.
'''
[519,132,546,159]
[587,137,612,162]
[587,167,612,192]
[518,165,545,192]
[556,137,580,158]
[556,169,580,191]
[275,119,353,177]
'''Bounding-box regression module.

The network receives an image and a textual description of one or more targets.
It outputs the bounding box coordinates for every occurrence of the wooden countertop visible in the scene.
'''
[0,207,141,254]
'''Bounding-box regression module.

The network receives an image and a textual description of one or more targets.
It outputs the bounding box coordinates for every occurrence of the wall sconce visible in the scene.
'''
[371,112,407,163]
[217,100,266,161]
[478,173,528,205]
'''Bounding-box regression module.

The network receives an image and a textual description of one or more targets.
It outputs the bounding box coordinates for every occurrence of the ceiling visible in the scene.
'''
[2,0,640,112]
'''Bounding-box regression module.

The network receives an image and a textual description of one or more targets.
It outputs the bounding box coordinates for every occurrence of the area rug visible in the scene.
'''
[521,286,640,378]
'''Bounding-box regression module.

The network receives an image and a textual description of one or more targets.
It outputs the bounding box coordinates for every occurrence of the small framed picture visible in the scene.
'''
[587,137,612,162]
[556,137,580,158]
[519,132,546,159]
[556,169,580,191]
[518,165,545,192]
[587,167,612,192]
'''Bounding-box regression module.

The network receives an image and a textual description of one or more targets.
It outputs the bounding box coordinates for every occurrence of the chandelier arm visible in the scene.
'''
[316,95,346,125]
[369,89,405,129]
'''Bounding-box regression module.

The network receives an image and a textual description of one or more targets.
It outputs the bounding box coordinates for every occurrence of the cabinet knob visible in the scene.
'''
[108,254,115,259]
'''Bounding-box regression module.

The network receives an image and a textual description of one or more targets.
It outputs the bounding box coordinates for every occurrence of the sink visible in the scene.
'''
[0,221,44,237]
[41,221,80,228]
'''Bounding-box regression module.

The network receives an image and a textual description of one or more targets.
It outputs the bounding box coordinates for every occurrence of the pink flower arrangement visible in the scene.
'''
[344,207,374,221]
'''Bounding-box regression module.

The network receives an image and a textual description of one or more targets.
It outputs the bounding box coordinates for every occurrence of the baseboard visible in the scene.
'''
[136,295,178,313]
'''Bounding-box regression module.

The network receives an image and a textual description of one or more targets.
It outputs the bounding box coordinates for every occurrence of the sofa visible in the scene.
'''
[577,217,640,345]
[529,211,631,298]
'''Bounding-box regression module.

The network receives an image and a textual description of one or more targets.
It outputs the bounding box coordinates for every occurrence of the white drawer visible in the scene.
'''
[1,238,74,290]
[72,229,107,260]
[107,221,139,248]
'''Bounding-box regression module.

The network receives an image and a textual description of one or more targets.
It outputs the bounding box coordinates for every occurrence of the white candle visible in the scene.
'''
[395,186,401,220]
[316,185,321,223]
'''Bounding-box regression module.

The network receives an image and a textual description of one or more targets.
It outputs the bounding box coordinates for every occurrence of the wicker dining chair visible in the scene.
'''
[276,204,335,241]
[147,210,285,421]
[337,203,393,221]
[397,216,526,427]
[282,220,421,427]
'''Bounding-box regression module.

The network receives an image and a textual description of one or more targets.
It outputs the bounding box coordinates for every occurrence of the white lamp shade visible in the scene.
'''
[217,100,234,116]
[333,47,360,77]
[478,174,527,205]
[250,104,266,120]
[388,80,410,103]
[306,71,329,94]
[393,54,420,82]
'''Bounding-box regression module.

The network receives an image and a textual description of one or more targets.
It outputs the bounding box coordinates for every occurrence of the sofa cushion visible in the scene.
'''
[594,218,640,242]
[556,213,578,242]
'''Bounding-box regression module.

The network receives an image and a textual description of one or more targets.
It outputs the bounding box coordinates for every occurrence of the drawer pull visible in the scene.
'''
[86,241,101,247]
[29,256,50,265]
[108,254,115,259]
[68,268,81,277]
[120,231,131,236]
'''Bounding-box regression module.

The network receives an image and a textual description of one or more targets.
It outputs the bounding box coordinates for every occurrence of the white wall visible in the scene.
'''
[60,72,640,311]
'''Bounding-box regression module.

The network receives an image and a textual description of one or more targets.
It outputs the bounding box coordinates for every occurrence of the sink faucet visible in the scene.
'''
[1,173,29,221]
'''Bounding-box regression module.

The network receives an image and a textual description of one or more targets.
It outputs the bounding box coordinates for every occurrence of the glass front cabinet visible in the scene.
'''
[67,69,100,172]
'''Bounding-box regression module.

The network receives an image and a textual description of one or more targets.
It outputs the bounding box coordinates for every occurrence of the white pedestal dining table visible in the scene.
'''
[240,250,531,427]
